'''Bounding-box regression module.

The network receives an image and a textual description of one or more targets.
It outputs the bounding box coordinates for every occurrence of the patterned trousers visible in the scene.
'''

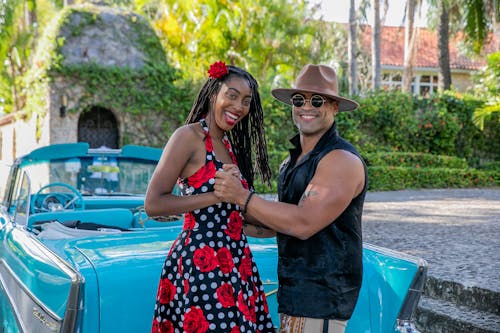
[279,314,347,333]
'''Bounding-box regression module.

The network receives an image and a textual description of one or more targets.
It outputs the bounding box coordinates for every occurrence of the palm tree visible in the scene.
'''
[371,0,381,89]
[463,0,498,54]
[0,0,61,114]
[402,0,417,93]
[437,0,451,90]
[348,0,358,95]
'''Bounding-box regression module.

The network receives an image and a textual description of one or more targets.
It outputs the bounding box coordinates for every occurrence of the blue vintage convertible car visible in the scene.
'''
[0,143,427,333]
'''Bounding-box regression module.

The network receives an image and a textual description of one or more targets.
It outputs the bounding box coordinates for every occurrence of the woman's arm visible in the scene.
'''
[243,222,276,238]
[145,125,219,217]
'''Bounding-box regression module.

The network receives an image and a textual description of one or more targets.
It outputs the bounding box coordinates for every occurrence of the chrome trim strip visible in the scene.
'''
[25,232,84,333]
[0,259,60,333]
[364,242,427,265]
[365,243,428,332]
[398,264,427,320]
[0,229,84,333]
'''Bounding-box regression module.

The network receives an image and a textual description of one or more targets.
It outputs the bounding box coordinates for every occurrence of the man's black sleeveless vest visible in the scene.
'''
[277,122,367,320]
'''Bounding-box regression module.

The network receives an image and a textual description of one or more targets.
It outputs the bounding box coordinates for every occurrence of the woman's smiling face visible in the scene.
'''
[211,76,252,132]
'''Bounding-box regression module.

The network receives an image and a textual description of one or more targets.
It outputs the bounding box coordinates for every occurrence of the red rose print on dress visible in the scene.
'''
[167,238,178,256]
[193,245,217,272]
[151,318,174,333]
[216,282,236,308]
[238,256,253,282]
[183,306,209,333]
[237,291,257,323]
[253,284,259,299]
[217,247,235,274]
[261,291,269,313]
[188,161,216,188]
[224,211,243,240]
[183,212,196,230]
[178,256,183,276]
[243,246,252,258]
[157,278,176,304]
[229,326,240,333]
[151,318,159,333]
[184,279,189,295]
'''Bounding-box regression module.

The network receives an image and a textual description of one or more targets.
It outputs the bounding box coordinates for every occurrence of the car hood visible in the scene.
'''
[43,227,178,332]
[45,226,279,332]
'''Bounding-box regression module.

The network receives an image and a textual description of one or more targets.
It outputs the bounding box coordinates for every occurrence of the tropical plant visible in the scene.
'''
[437,0,451,90]
[130,0,333,87]
[472,51,500,130]
[0,0,60,114]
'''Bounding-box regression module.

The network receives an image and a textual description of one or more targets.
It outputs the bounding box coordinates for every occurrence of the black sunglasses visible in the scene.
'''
[290,94,328,108]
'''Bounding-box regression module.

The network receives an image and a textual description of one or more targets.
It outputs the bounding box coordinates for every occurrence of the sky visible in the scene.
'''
[312,0,429,27]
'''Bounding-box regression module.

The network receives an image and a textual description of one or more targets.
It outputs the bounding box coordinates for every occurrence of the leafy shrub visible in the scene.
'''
[368,166,499,191]
[363,152,468,169]
[339,91,498,166]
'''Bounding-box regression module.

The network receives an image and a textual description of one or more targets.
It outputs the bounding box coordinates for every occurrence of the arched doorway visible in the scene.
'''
[78,106,119,148]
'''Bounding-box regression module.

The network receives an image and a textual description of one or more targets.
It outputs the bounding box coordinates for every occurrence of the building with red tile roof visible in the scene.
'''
[359,25,497,95]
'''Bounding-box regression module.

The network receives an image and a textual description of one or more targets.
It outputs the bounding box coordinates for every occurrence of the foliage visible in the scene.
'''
[363,151,468,169]
[1,0,498,193]
[254,89,499,192]
[17,4,195,145]
[134,0,335,85]
[0,0,62,114]
[477,160,500,171]
[338,90,498,164]
[414,94,462,155]
[471,51,500,130]
[54,62,191,118]
[342,90,418,152]
[463,0,491,54]
[367,166,499,191]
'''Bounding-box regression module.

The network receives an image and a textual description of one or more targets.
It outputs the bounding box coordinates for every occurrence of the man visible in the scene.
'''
[214,64,367,333]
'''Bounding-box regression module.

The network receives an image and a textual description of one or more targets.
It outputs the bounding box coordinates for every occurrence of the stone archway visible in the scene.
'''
[78,106,119,148]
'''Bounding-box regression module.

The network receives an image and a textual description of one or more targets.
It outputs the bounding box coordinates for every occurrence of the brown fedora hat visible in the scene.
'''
[272,64,359,112]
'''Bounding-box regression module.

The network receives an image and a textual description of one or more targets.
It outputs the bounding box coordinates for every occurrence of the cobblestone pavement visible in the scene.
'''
[362,188,500,293]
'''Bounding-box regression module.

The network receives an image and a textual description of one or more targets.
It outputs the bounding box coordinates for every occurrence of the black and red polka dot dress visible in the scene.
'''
[152,120,275,333]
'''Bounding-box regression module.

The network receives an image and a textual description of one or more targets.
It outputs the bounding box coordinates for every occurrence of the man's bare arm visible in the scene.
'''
[215,150,365,240]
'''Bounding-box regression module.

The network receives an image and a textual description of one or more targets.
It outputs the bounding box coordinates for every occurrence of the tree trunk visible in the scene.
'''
[438,0,451,90]
[402,0,416,93]
[372,0,381,90]
[348,0,358,95]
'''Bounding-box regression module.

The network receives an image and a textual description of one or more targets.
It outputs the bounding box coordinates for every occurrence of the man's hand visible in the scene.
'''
[214,164,248,205]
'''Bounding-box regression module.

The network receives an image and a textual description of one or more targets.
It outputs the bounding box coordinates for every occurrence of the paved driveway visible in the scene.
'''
[363,188,500,293]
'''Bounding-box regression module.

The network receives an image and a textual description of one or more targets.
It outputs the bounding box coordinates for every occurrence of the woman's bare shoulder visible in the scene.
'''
[170,123,205,142]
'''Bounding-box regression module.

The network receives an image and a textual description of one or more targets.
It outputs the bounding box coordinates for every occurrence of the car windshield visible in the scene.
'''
[0,161,11,204]
[20,155,157,196]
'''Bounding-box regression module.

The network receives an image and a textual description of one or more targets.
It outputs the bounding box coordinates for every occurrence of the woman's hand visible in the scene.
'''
[214,164,248,205]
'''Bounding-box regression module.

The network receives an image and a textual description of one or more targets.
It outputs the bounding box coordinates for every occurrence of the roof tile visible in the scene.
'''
[359,25,497,71]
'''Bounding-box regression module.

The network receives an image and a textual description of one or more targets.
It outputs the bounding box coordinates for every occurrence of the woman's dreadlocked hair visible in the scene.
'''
[185,65,271,189]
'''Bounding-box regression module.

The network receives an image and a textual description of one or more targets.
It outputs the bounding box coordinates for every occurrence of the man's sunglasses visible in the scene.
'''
[290,94,328,108]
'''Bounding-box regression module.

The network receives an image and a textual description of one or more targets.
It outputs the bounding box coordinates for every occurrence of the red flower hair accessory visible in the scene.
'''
[208,61,229,79]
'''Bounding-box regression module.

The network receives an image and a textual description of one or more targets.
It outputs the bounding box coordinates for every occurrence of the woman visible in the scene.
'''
[145,61,274,333]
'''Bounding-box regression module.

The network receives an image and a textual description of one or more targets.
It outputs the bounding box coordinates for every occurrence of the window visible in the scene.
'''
[417,75,438,96]
[382,72,438,97]
[381,72,402,91]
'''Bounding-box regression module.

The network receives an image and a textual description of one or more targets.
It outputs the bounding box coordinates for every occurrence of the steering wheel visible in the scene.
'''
[31,182,85,214]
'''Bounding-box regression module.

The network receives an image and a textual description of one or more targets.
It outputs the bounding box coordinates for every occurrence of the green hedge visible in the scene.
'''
[367,166,499,191]
[363,152,468,169]
[335,91,499,166]
[255,151,498,193]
